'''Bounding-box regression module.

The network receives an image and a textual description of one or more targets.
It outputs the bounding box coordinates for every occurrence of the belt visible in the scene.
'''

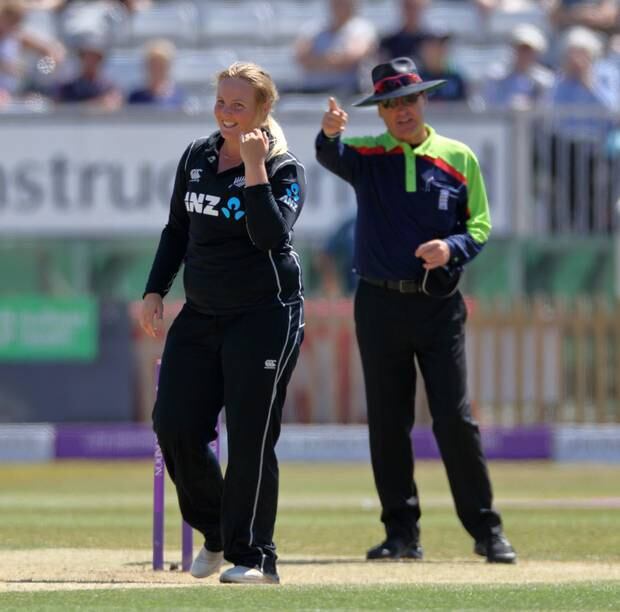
[361,276,423,294]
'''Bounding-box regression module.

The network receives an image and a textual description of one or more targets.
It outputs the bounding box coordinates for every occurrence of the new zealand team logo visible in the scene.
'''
[185,193,245,221]
[229,176,246,189]
[221,197,245,221]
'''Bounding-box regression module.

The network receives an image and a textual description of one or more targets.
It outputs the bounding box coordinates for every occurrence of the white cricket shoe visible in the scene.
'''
[190,547,224,578]
[219,565,280,584]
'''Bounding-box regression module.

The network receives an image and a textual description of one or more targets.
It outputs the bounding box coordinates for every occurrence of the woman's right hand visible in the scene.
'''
[141,293,164,338]
[321,97,348,138]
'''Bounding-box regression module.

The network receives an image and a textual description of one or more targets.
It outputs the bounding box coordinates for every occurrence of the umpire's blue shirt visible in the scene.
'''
[315,125,492,282]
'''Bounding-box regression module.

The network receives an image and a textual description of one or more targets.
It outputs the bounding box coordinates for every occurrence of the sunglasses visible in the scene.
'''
[374,73,422,94]
[379,93,422,109]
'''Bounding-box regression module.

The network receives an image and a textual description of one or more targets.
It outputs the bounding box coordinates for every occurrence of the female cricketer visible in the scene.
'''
[140,62,306,584]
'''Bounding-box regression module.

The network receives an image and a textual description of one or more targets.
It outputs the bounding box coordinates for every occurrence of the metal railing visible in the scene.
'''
[527,108,620,235]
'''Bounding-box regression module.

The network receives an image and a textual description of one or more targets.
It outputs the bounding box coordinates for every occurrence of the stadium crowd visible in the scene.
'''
[0,0,618,113]
[2,0,619,295]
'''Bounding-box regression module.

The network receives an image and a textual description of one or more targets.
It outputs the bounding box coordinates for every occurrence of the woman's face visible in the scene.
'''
[214,77,267,141]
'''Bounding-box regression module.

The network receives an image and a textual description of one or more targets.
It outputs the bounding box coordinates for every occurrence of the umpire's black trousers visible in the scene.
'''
[153,301,303,575]
[354,280,502,544]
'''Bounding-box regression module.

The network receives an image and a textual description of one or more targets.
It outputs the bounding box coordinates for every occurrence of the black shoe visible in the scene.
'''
[366,538,423,561]
[474,534,517,564]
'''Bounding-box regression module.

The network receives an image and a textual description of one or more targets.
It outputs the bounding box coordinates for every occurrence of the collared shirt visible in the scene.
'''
[484,65,555,108]
[145,132,306,314]
[547,73,617,141]
[315,125,491,281]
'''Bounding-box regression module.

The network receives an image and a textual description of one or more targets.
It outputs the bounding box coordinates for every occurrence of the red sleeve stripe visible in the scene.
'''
[350,145,404,156]
[419,155,467,184]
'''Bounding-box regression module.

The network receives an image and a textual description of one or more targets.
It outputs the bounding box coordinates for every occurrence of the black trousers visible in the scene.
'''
[153,301,303,574]
[354,280,502,544]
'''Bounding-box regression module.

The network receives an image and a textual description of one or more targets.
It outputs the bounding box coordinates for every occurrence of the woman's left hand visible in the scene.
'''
[239,129,269,166]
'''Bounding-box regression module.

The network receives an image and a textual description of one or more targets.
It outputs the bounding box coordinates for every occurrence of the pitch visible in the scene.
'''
[1,461,619,609]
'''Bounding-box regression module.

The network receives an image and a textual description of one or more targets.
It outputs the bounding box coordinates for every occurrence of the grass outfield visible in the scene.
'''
[0,461,619,609]
[3,583,620,611]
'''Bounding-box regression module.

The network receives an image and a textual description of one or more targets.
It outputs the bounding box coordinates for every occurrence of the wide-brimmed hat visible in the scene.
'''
[352,57,446,107]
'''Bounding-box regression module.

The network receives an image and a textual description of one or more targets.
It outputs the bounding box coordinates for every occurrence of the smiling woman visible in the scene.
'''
[140,62,307,585]
[214,64,288,175]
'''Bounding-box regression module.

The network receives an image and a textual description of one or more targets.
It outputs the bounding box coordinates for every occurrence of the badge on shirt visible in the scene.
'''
[229,176,246,189]
[279,182,301,212]
[438,189,449,211]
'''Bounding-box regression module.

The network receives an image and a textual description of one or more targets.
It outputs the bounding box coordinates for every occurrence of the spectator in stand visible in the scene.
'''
[57,0,151,45]
[545,26,618,232]
[0,0,65,103]
[379,0,430,62]
[548,0,619,35]
[601,33,620,109]
[55,30,122,110]
[549,26,616,132]
[417,29,467,102]
[293,0,377,95]
[128,39,185,108]
[484,24,554,108]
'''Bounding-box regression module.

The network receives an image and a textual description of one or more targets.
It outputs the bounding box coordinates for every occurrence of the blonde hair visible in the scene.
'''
[216,62,287,160]
[145,38,176,63]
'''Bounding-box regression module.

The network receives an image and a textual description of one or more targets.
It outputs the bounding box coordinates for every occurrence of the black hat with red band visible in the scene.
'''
[352,56,446,107]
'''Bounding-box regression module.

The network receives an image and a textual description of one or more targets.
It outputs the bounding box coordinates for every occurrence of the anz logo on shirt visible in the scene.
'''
[184,192,245,221]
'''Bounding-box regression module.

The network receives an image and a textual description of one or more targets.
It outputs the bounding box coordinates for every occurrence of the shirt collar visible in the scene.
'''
[379,124,436,154]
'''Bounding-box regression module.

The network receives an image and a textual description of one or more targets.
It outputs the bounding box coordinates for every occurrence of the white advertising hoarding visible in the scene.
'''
[0,111,512,237]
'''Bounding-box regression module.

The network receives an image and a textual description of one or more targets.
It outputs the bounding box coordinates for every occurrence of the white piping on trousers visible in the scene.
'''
[248,305,293,554]
[290,244,303,302]
[276,306,302,387]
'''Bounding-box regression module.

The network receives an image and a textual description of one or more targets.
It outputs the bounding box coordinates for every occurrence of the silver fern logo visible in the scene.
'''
[229,176,245,189]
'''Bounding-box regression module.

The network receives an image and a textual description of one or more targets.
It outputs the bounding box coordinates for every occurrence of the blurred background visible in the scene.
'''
[0,0,619,463]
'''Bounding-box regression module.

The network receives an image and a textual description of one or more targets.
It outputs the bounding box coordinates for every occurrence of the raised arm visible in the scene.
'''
[315,97,362,184]
[240,129,306,251]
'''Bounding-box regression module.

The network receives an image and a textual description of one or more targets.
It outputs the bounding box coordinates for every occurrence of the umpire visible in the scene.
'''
[316,57,516,563]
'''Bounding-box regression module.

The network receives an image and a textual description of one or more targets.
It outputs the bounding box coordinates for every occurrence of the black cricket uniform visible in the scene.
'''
[145,131,306,575]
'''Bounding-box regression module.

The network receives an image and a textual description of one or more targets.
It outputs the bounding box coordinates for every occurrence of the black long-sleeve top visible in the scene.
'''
[144,131,306,314]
